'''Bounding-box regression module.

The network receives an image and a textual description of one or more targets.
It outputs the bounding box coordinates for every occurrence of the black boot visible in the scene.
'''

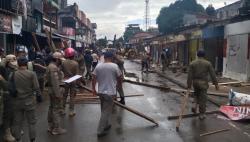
[119,98,125,105]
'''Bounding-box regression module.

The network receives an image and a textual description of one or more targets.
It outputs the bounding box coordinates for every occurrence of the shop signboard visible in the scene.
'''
[12,16,22,34]
[0,14,12,33]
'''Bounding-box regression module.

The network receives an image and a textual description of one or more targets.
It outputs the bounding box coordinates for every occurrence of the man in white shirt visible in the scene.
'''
[92,51,122,137]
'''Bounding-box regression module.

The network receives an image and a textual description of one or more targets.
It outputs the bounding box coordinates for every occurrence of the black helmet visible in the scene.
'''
[17,57,28,66]
[36,52,44,59]
[197,50,205,57]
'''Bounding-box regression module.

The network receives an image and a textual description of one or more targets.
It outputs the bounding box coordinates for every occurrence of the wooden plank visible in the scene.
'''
[207,96,222,107]
[44,28,56,52]
[218,82,241,85]
[241,83,250,86]
[200,128,230,137]
[31,32,41,51]
[124,79,170,90]
[170,88,223,107]
[80,85,158,126]
[176,91,190,131]
[81,86,92,92]
[170,88,228,98]
[76,94,144,98]
[168,110,220,120]
[124,80,227,98]
[209,82,241,85]
[114,101,159,126]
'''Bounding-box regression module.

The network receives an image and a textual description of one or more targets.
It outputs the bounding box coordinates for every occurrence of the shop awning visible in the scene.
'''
[36,32,60,39]
[53,33,75,41]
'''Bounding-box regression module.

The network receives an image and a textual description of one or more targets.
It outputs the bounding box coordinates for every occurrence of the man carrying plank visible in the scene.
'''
[92,51,123,137]
[187,50,219,120]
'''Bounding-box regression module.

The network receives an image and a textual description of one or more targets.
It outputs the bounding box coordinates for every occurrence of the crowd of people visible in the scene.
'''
[0,46,126,142]
[0,43,221,141]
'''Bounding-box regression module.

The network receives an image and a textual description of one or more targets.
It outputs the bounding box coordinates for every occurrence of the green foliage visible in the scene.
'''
[157,0,205,34]
[123,29,135,43]
[123,25,142,43]
[96,37,108,48]
[206,4,216,16]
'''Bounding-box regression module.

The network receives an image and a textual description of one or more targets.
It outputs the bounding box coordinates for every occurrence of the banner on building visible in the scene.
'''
[12,16,22,34]
[0,14,12,33]
[62,27,75,36]
[220,105,250,120]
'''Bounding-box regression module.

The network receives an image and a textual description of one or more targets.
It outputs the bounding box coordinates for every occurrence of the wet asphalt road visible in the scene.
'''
[20,60,250,142]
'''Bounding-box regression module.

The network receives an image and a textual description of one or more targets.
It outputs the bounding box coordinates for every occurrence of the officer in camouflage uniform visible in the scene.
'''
[46,52,67,135]
[33,52,47,103]
[75,50,86,85]
[0,75,8,141]
[187,50,219,120]
[62,48,79,117]
[84,50,93,80]
[113,52,125,104]
[12,57,40,142]
[0,54,18,142]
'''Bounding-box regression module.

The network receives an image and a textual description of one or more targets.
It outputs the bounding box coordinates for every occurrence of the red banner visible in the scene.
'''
[220,105,250,120]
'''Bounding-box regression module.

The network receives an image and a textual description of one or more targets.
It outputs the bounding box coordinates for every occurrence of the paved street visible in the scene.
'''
[17,60,250,142]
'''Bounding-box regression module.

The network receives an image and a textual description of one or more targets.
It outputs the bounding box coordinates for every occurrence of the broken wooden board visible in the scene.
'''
[168,110,220,120]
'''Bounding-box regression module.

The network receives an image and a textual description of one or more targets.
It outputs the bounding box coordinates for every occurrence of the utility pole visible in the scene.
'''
[145,0,150,31]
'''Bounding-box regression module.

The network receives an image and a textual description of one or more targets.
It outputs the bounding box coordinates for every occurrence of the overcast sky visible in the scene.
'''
[68,0,239,39]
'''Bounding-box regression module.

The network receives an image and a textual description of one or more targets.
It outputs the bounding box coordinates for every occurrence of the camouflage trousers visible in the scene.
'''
[12,97,36,141]
[63,84,76,111]
[48,94,63,130]
[162,61,167,72]
[192,88,207,114]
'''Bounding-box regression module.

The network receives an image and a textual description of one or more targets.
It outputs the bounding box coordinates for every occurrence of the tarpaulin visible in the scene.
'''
[220,105,250,120]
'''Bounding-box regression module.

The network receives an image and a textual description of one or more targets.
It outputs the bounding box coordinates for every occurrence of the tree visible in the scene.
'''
[206,4,216,16]
[156,0,205,34]
[96,37,108,48]
[123,24,142,43]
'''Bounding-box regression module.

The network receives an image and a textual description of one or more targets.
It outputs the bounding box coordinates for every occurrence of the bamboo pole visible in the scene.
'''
[114,101,159,126]
[200,128,230,137]
[176,90,190,131]
[75,94,144,99]
[124,79,170,90]
[81,86,158,126]
[124,79,227,98]
[31,32,41,51]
